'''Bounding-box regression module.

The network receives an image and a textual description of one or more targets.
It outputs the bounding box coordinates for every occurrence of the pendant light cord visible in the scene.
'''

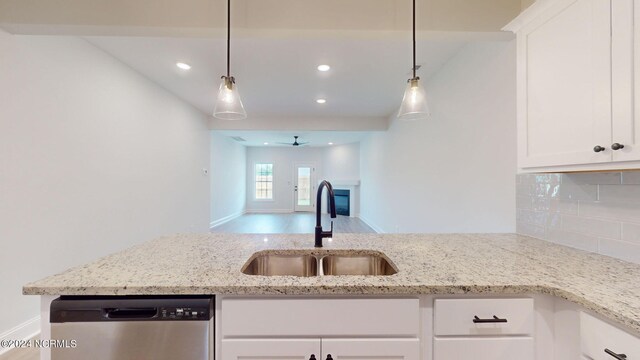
[226,0,231,78]
[412,0,416,80]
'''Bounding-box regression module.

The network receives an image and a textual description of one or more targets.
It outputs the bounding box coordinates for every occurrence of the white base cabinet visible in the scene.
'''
[221,339,419,360]
[434,337,534,360]
[219,297,421,360]
[221,339,320,360]
[215,295,640,360]
[581,312,640,360]
[322,339,420,360]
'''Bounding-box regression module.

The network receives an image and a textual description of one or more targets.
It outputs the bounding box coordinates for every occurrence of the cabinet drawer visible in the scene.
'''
[581,312,640,359]
[221,298,419,337]
[434,298,534,336]
[433,337,534,360]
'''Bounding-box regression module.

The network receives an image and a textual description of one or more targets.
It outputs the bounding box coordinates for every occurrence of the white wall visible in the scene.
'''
[210,132,246,226]
[359,41,517,233]
[0,31,210,340]
[322,143,360,183]
[245,147,324,212]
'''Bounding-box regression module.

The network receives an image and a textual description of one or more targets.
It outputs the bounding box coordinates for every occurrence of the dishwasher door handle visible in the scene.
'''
[104,308,158,319]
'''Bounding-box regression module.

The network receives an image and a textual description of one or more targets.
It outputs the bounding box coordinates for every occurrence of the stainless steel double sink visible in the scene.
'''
[242,251,397,277]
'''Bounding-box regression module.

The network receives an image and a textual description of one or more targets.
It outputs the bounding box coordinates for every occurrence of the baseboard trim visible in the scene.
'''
[357,215,385,234]
[209,210,246,229]
[0,316,40,356]
[245,209,293,214]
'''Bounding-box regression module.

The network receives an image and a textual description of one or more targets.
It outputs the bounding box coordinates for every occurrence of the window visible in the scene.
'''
[255,163,274,200]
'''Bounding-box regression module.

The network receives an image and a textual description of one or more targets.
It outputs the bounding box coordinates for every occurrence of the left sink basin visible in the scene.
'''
[242,254,318,277]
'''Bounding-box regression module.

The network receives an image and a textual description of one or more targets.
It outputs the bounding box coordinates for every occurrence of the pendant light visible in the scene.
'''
[213,0,247,120]
[397,0,429,121]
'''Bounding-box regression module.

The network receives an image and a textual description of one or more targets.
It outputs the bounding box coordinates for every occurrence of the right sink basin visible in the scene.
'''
[321,254,397,276]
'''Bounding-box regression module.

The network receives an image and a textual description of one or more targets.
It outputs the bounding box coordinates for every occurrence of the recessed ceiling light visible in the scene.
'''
[328,142,334,145]
[263,142,269,145]
[316,99,327,104]
[176,62,191,70]
[317,64,331,72]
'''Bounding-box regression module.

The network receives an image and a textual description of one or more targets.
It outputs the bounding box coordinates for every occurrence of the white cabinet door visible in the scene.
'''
[580,312,640,360]
[612,0,640,162]
[517,0,612,168]
[433,337,534,360]
[321,339,420,360]
[221,339,320,360]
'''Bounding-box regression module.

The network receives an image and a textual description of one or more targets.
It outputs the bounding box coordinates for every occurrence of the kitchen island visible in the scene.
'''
[24,233,640,360]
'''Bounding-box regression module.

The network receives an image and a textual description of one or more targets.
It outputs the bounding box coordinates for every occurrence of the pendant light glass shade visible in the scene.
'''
[213,0,247,120]
[397,78,429,121]
[398,0,429,121]
[214,76,246,120]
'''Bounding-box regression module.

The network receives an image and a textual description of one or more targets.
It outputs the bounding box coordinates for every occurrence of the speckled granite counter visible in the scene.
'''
[23,233,640,335]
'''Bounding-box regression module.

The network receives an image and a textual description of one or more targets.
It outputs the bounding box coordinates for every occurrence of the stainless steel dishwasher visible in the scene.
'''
[50,296,214,360]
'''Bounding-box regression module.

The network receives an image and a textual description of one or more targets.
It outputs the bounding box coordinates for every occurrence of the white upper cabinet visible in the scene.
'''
[612,0,640,162]
[506,0,640,171]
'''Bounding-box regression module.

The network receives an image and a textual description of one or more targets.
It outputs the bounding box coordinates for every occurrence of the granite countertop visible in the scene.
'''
[23,233,640,335]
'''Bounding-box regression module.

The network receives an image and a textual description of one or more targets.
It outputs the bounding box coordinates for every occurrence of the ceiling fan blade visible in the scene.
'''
[298,142,310,145]
[274,142,293,145]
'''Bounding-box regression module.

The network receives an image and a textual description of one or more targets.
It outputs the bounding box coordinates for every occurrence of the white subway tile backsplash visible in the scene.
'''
[562,172,622,185]
[516,171,640,264]
[517,209,548,227]
[556,180,598,201]
[546,212,562,232]
[534,174,562,184]
[516,196,533,210]
[546,229,599,252]
[561,214,621,240]
[516,221,545,239]
[598,238,640,264]
[579,201,640,223]
[622,223,640,244]
[548,198,579,214]
[599,185,640,204]
[622,172,640,184]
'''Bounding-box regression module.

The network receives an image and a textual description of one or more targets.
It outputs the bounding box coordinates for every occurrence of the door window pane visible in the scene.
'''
[297,167,311,206]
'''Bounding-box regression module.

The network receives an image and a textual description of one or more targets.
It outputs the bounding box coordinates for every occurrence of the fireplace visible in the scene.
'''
[329,189,350,216]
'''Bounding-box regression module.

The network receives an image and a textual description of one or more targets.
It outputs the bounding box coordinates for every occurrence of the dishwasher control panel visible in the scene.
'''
[51,296,214,323]
[160,306,210,320]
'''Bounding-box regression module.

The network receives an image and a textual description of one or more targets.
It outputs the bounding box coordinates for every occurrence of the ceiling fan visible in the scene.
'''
[276,136,309,147]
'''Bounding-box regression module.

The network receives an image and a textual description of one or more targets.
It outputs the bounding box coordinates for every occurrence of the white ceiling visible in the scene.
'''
[1,0,523,35]
[86,36,468,119]
[216,130,370,147]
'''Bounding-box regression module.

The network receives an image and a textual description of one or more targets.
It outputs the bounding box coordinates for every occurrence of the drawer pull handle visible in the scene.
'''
[310,355,316,360]
[605,349,627,360]
[326,355,333,360]
[473,315,508,323]
[594,145,607,153]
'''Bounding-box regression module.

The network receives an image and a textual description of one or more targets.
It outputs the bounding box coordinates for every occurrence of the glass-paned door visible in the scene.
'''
[294,164,315,212]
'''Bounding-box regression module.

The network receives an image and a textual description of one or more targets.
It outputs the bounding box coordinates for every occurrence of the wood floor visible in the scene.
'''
[0,343,38,360]
[211,213,376,234]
